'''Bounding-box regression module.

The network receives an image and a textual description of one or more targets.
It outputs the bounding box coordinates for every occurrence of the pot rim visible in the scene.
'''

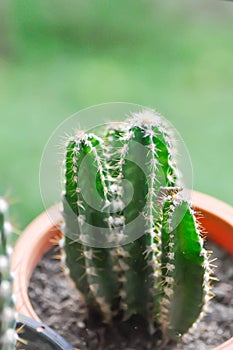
[12,191,233,350]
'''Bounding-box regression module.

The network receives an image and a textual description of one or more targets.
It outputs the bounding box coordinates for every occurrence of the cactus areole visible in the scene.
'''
[61,110,213,341]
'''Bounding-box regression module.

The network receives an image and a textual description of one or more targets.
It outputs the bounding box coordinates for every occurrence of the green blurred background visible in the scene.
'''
[0,0,232,229]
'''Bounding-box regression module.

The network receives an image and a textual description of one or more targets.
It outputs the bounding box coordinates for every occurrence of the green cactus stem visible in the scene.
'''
[159,190,211,339]
[61,110,212,340]
[0,197,17,350]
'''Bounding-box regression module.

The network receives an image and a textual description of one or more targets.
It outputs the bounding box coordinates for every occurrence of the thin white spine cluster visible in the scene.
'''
[60,140,75,278]
[127,109,162,128]
[104,126,134,313]
[77,136,113,320]
[141,127,163,320]
[181,207,213,342]
[156,122,180,187]
[84,134,110,200]
[1,328,18,348]
[60,138,78,278]
[111,118,178,318]
[58,237,70,277]
[63,136,113,320]
[105,127,133,242]
[127,109,180,186]
[126,114,180,324]
[158,194,180,331]
[158,195,213,339]
[84,246,112,322]
[0,198,9,213]
[0,197,18,349]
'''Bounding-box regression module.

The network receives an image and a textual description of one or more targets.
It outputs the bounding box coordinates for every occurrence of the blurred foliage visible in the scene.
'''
[0,0,232,229]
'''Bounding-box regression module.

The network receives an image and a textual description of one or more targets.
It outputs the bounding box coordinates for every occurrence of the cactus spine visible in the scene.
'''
[61,110,212,340]
[0,197,17,350]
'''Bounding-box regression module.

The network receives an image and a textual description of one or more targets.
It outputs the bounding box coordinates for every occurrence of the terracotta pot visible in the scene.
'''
[12,191,233,350]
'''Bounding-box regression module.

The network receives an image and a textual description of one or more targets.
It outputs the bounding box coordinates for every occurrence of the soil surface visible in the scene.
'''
[29,243,233,350]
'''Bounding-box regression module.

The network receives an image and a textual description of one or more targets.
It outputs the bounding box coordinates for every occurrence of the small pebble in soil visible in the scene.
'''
[29,243,233,350]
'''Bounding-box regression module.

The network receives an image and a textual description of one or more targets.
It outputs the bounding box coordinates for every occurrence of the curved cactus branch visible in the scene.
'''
[159,192,211,339]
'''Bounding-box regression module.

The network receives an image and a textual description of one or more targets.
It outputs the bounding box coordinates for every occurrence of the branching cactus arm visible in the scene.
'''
[63,135,119,321]
[159,195,211,339]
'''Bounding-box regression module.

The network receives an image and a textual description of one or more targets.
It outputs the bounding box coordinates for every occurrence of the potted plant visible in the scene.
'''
[12,111,233,349]
[0,196,74,350]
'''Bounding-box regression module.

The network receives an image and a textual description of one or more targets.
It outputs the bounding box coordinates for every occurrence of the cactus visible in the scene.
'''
[61,110,212,340]
[0,197,18,350]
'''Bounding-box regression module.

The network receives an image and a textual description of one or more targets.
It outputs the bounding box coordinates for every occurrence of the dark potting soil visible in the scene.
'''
[28,243,233,350]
